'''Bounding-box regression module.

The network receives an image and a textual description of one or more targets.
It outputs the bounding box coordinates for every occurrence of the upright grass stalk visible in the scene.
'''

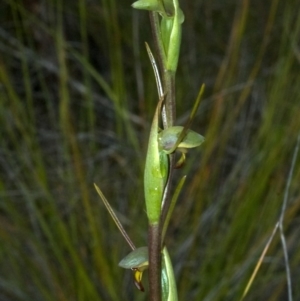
[134,2,182,300]
[95,2,205,301]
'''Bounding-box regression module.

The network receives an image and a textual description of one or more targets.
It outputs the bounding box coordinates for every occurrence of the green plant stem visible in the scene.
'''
[149,12,166,85]
[148,10,177,301]
[163,70,176,128]
[149,12,176,129]
[148,12,164,301]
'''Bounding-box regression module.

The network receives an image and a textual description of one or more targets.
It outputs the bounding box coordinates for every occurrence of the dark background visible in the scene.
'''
[0,0,300,300]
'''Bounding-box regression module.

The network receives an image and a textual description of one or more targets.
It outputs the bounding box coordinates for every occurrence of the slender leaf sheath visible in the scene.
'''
[161,247,178,301]
[144,98,168,225]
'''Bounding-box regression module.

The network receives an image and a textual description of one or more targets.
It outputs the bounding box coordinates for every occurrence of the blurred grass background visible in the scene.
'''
[0,0,300,300]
